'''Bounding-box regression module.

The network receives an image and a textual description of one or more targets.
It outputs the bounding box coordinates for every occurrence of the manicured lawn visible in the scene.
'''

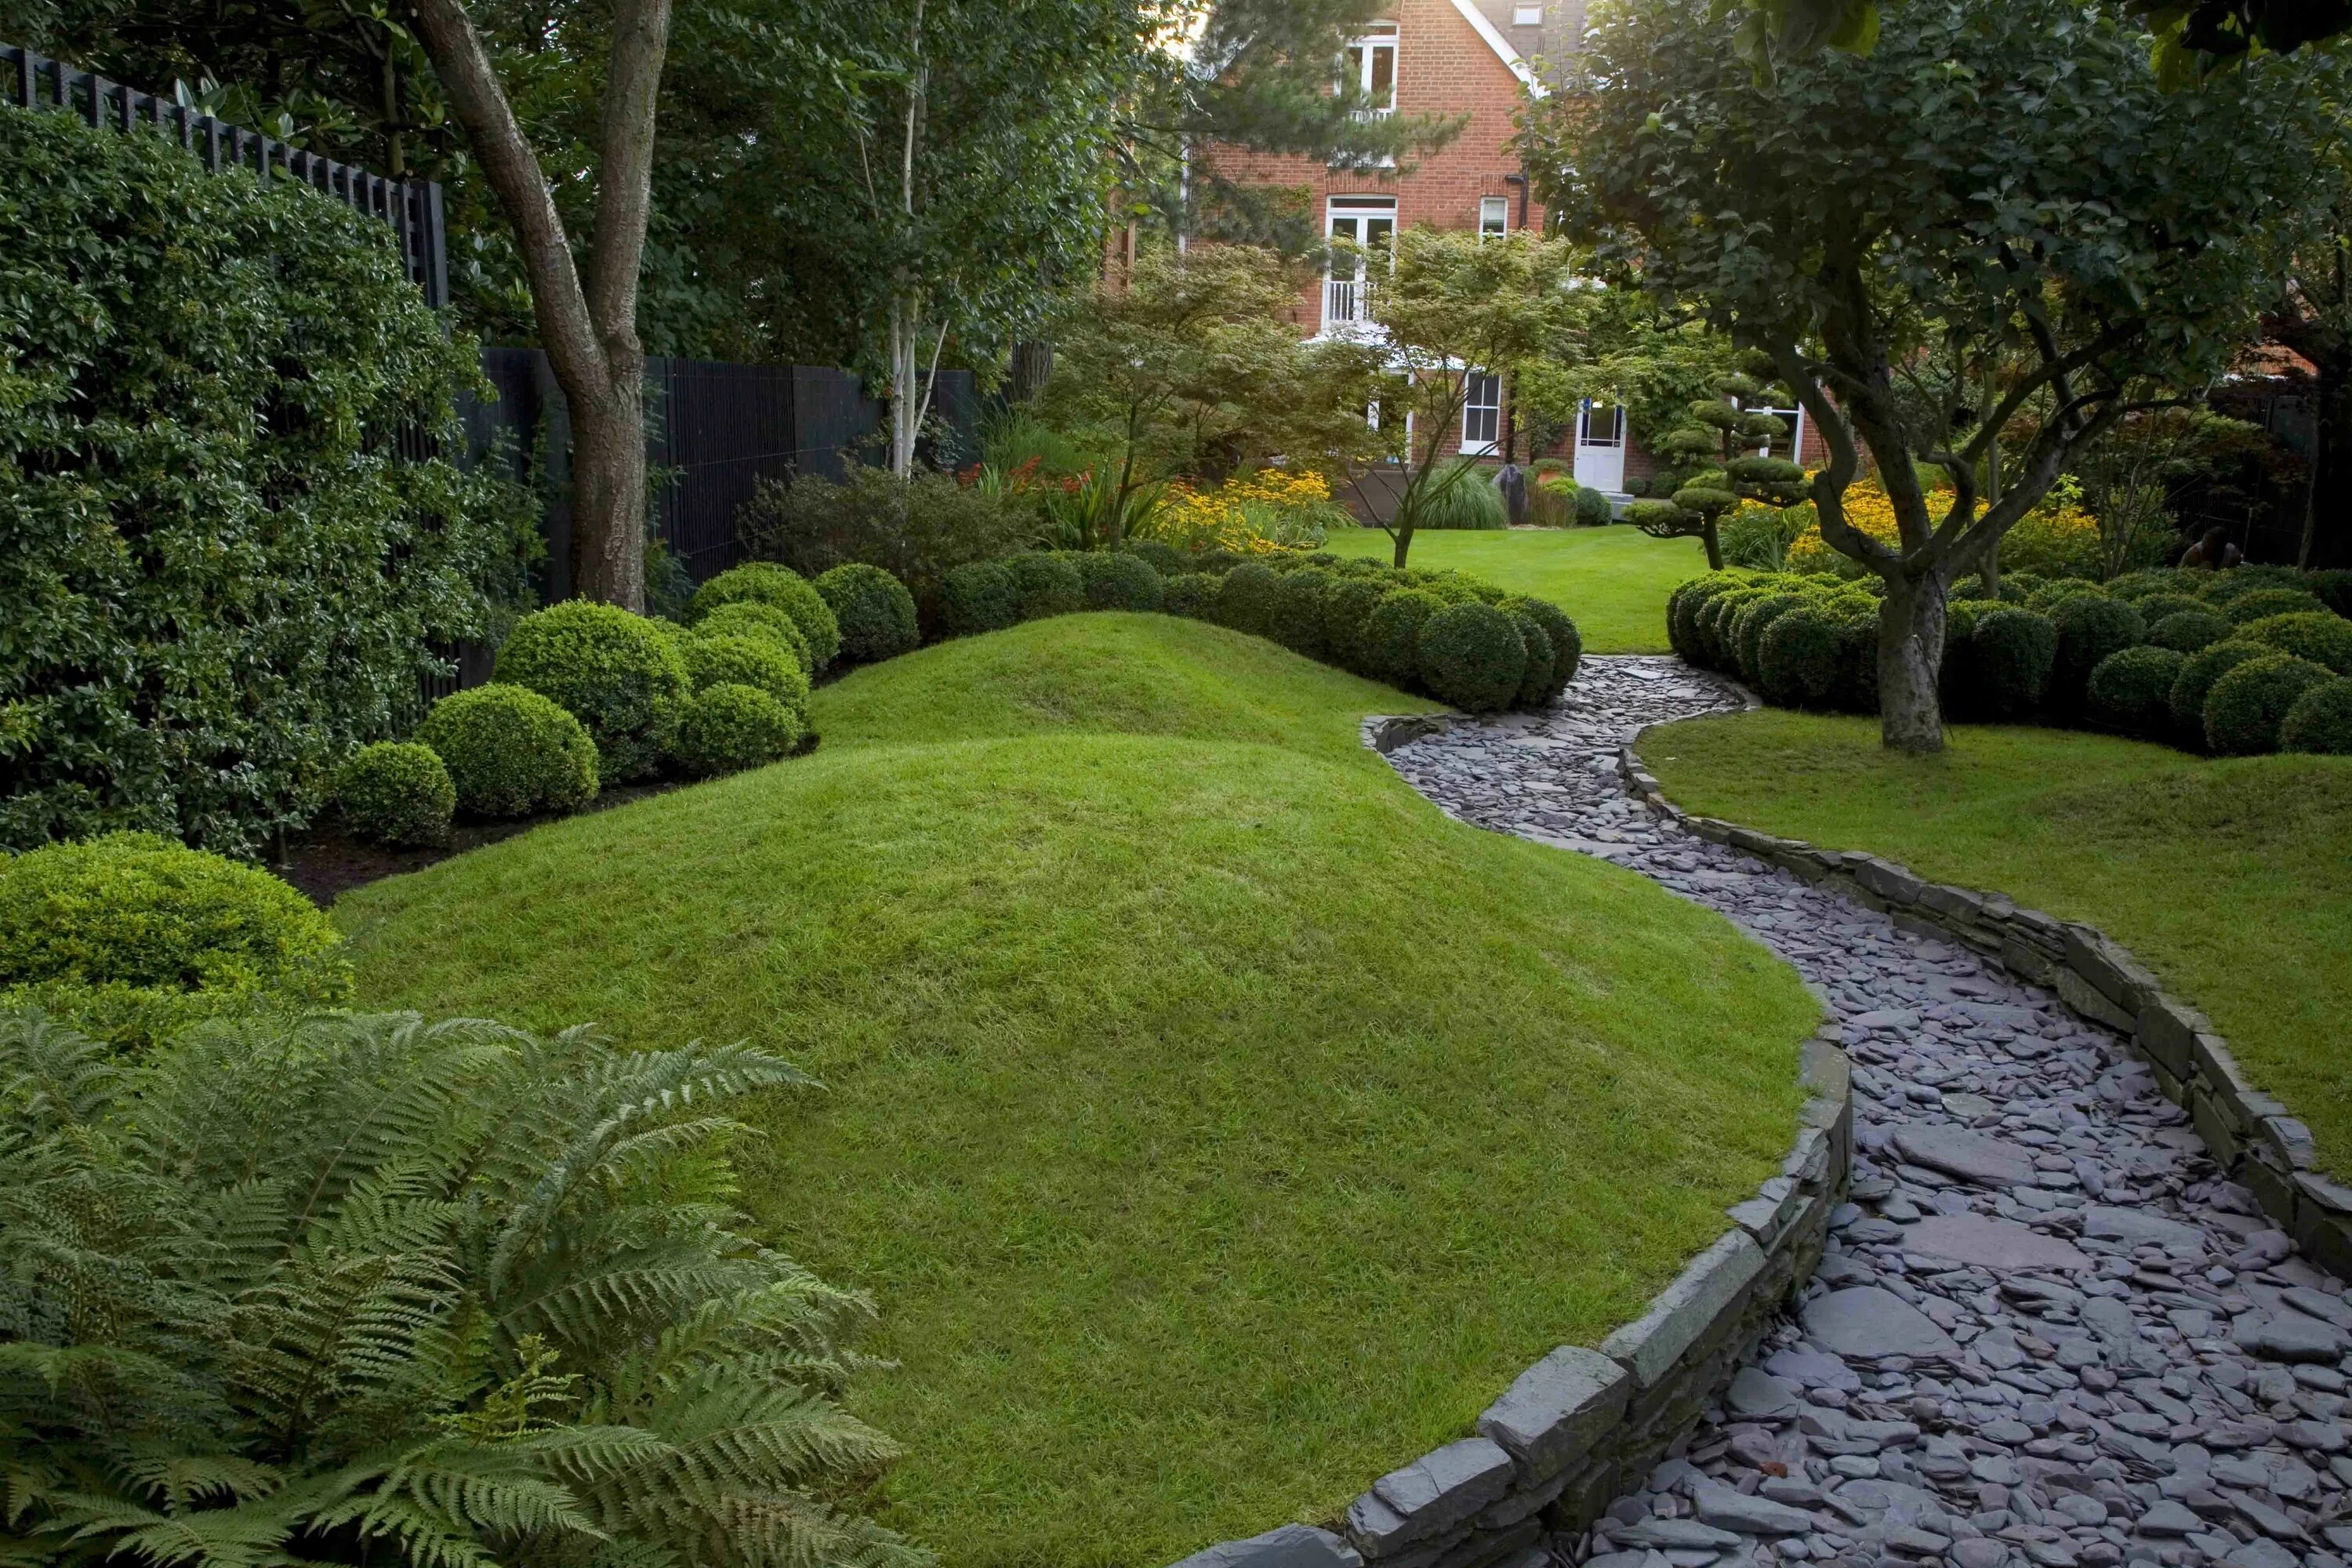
[335,614,1818,1568]
[1322,524,1711,653]
[1639,709,2352,1178]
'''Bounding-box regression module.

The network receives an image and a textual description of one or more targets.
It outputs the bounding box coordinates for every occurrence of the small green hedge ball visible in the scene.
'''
[1506,608,1556,706]
[1215,562,1284,640]
[1121,539,1186,577]
[670,683,803,777]
[2236,612,2352,675]
[940,559,1022,637]
[2169,639,2268,737]
[688,561,841,670]
[1969,609,2058,718]
[815,563,920,663]
[693,600,813,673]
[2048,594,2147,712]
[1359,589,1444,686]
[1072,550,1167,612]
[681,633,811,722]
[2147,609,2230,654]
[1417,601,1527,713]
[416,684,598,818]
[1270,568,1333,656]
[493,601,691,782]
[1003,551,1086,622]
[2085,646,2187,738]
[1758,607,1843,709]
[1162,572,1221,622]
[1320,577,1392,670]
[2280,677,2352,754]
[2204,652,2332,756]
[2223,588,2328,626]
[1501,595,1582,696]
[332,742,455,847]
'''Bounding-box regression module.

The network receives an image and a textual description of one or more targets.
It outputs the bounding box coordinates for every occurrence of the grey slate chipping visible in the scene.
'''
[1474,1345,1632,1478]
[1598,1229,1767,1387]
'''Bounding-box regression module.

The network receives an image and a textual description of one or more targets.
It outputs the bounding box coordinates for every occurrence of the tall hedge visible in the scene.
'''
[0,103,534,857]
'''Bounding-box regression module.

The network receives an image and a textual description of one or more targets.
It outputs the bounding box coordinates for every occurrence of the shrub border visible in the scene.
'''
[1156,717,1857,1568]
[1612,717,2352,1285]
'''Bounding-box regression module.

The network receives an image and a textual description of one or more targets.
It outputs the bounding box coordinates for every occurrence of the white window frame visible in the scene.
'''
[1345,30,1399,118]
[1749,404,1807,462]
[1462,371,1503,457]
[1479,196,1509,239]
[1323,196,1397,333]
[1512,2,1544,23]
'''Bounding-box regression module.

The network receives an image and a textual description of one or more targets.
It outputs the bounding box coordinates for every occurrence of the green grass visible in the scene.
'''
[335,613,1818,1568]
[1322,525,1711,653]
[1639,709,2352,1178]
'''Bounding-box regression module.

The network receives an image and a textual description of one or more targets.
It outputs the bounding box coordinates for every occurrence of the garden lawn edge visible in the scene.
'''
[1615,730,2352,1292]
[1158,719,1857,1568]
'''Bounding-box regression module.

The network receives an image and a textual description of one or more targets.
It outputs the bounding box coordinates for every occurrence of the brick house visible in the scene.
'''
[1199,0,1824,504]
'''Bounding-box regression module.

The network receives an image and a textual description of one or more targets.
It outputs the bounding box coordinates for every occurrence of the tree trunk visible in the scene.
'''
[889,297,920,478]
[1877,577,1947,753]
[1009,341,1054,402]
[572,372,649,607]
[1700,517,1724,572]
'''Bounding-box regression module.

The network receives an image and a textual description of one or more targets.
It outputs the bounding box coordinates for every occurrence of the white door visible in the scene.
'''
[1573,400,1626,492]
[1324,200,1396,329]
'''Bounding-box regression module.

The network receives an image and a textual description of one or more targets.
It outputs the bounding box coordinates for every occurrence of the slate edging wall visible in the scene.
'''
[1612,737,2352,1286]
[1166,720,1858,1568]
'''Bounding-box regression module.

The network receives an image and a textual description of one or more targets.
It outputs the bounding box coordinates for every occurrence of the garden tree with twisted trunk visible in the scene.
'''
[1349,229,1588,569]
[1625,372,1807,570]
[407,0,667,611]
[1530,0,2342,750]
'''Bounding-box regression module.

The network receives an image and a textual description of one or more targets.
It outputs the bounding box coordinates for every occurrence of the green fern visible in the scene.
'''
[0,1007,931,1568]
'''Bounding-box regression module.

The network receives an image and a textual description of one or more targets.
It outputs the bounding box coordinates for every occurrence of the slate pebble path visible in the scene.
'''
[1379,655,2352,1568]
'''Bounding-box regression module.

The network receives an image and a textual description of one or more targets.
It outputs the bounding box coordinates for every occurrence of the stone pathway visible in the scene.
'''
[1379,655,2352,1568]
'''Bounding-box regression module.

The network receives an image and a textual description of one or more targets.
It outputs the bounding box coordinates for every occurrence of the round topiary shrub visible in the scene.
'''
[691,600,814,673]
[1162,572,1221,621]
[2132,593,2208,628]
[815,563,920,663]
[1732,592,1813,688]
[492,601,692,782]
[1758,607,1843,709]
[2024,579,2104,615]
[1573,486,1613,527]
[668,683,803,777]
[1970,609,2059,718]
[681,633,811,722]
[2085,646,2187,738]
[2169,639,2268,737]
[1320,577,1391,671]
[416,684,598,818]
[1697,587,1770,672]
[1072,550,1167,613]
[1122,539,1187,577]
[2312,569,2352,619]
[2222,587,2328,625]
[1004,551,1087,622]
[1501,595,1582,696]
[1359,589,1445,686]
[2235,612,2352,675]
[2204,653,2333,756]
[1417,601,1528,713]
[2048,594,2147,713]
[1216,562,1284,639]
[1506,608,1557,706]
[2148,609,2230,653]
[1668,573,1748,663]
[940,559,1021,637]
[1834,609,1881,713]
[1270,568,1332,656]
[2106,569,2186,602]
[687,561,841,670]
[332,742,455,847]
[2281,677,2352,754]
[2198,565,2305,605]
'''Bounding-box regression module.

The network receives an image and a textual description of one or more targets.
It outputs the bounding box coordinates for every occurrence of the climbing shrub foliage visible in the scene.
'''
[0,103,534,857]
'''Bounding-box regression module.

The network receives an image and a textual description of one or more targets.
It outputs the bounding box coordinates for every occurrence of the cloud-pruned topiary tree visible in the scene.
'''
[1628,371,1809,569]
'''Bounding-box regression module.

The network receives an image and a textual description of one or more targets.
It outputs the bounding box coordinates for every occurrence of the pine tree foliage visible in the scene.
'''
[0,1007,928,1568]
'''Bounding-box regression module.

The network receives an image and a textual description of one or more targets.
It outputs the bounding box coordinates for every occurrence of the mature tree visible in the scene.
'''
[1535,0,2342,750]
[1624,372,1807,570]
[1347,230,1586,568]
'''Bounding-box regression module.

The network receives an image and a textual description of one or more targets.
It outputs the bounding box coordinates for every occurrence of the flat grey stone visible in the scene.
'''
[1902,1214,2091,1272]
[1475,1345,1631,1475]
[2235,1312,2350,1363]
[1599,1229,1766,1387]
[1690,1482,1817,1536]
[1765,1347,1860,1390]
[2081,1204,2205,1250]
[1802,1287,1961,1362]
[1725,1366,1800,1419]
[1173,1526,1365,1568]
[1367,1439,1514,1543]
[2138,1500,2203,1536]
[2223,1543,2299,1568]
[1610,1518,1741,1551]
[1893,1126,2040,1188]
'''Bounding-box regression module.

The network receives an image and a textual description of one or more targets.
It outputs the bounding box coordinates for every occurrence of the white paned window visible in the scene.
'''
[1480,196,1509,238]
[1323,197,1397,330]
[1513,2,1544,23]
[1463,372,1503,456]
[1345,33,1399,114]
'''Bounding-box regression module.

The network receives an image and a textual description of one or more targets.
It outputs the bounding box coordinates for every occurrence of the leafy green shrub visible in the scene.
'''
[1719,505,1809,571]
[2169,639,2267,737]
[738,465,1029,622]
[494,601,692,782]
[2107,569,2187,601]
[1574,486,1614,527]
[0,832,349,1047]
[681,633,812,723]
[2198,565,2307,604]
[2025,579,2106,615]
[2085,646,2187,737]
[1668,573,1749,662]
[1417,602,1527,712]
[1123,539,1189,577]
[2205,653,2332,756]
[1697,587,1771,670]
[1004,551,1087,621]
[2281,677,2352,754]
[2237,612,2352,675]
[1758,607,1843,708]
[1505,609,1557,706]
[2224,588,2329,626]
[2132,593,2208,627]
[2148,609,2231,653]
[1501,596,1582,696]
[2049,595,2147,713]
[1270,568,1333,656]
[1162,572,1221,621]
[1320,578,1391,669]
[1215,562,1284,639]
[0,1005,925,1568]
[816,563,921,663]
[688,562,843,670]
[1072,550,1167,612]
[694,600,815,672]
[416,684,598,818]
[1733,592,1814,687]
[940,559,1022,636]
[1359,590,1445,686]
[670,683,804,776]
[1414,463,1508,529]
[0,103,535,858]
[1971,609,2059,718]
[1625,499,1689,536]
[332,742,455,848]
[2313,569,2352,619]
[1835,609,1882,712]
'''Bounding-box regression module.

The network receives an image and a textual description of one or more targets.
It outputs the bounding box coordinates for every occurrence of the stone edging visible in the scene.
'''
[1611,735,2352,1287]
[1157,721,1860,1568]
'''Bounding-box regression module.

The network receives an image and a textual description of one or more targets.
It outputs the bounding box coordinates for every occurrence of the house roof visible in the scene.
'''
[1447,0,1548,97]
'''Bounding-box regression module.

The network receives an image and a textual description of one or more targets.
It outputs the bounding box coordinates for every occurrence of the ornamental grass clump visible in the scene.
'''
[689,561,843,670]
[1417,601,1527,713]
[494,601,692,782]
[2204,653,2333,756]
[816,563,922,663]
[331,742,455,847]
[416,684,598,818]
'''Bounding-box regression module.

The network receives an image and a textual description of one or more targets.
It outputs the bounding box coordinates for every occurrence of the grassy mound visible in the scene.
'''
[336,613,1817,1568]
[1322,526,1709,654]
[1639,710,2352,1177]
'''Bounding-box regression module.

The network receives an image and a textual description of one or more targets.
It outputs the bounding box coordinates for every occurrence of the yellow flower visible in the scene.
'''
[1140,469,1339,555]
